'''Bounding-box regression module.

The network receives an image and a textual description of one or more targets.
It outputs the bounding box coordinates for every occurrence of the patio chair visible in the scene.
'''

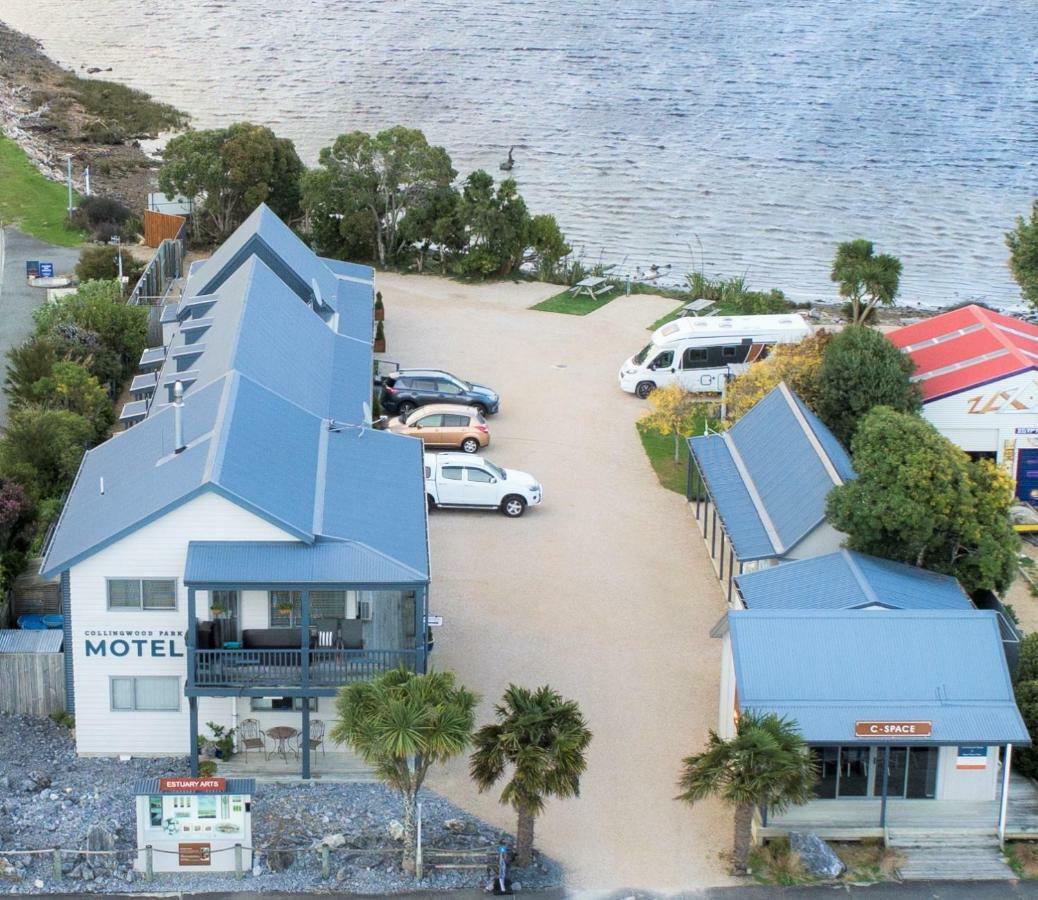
[298,719,326,757]
[236,718,266,760]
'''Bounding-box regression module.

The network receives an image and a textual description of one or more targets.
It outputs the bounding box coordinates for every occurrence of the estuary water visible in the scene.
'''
[1,0,1035,307]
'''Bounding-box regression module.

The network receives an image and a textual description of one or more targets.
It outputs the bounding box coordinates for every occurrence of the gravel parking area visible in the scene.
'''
[378,274,735,892]
[0,714,561,894]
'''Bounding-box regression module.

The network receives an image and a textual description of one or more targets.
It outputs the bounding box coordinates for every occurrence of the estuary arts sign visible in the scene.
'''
[82,629,184,658]
[854,720,933,739]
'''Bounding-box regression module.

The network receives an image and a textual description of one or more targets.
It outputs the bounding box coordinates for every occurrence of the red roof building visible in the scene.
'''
[888,305,1038,403]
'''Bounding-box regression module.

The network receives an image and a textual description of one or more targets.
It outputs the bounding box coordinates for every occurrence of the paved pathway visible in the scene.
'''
[0,226,80,426]
[380,273,733,892]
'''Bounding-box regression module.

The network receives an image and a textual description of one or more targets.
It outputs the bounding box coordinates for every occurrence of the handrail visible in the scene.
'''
[192,647,417,688]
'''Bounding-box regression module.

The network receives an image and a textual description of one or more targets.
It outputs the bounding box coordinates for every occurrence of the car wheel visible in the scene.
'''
[472,403,488,417]
[635,381,656,400]
[398,401,416,417]
[501,495,526,518]
[461,437,480,454]
[427,494,437,511]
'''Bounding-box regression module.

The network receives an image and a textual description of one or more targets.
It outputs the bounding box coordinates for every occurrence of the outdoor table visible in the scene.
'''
[569,276,615,300]
[265,726,299,762]
[680,297,716,317]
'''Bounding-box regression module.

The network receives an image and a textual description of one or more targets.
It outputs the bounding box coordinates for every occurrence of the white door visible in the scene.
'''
[645,349,678,388]
[464,465,499,506]
[677,346,724,393]
[436,463,468,504]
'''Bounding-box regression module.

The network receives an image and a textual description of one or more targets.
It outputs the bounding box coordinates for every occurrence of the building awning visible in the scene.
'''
[729,609,1031,746]
[184,540,428,588]
[134,777,256,796]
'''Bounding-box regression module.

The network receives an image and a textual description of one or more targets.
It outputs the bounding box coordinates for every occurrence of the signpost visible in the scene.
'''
[159,777,226,793]
[178,843,211,866]
[25,261,39,278]
[427,615,444,627]
[38,262,54,278]
[854,720,933,739]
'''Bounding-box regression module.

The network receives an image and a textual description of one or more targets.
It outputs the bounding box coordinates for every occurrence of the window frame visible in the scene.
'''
[466,467,495,484]
[109,675,181,712]
[106,578,178,611]
[249,696,317,711]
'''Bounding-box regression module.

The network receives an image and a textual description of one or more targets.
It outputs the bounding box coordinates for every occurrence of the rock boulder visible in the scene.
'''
[788,832,846,879]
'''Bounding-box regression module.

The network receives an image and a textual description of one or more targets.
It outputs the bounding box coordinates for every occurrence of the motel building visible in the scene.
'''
[39,205,430,779]
[888,304,1038,501]
[713,589,1035,843]
[686,382,854,600]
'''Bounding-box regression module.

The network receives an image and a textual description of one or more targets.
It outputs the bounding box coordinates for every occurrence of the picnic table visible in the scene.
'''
[679,298,716,317]
[569,277,615,300]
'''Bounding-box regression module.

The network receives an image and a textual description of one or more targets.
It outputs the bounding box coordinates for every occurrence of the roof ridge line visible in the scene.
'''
[721,431,783,554]
[312,419,330,536]
[841,550,883,607]
[777,382,843,486]
[205,373,239,482]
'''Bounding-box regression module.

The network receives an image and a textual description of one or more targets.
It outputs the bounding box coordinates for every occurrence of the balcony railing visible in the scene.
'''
[191,648,417,689]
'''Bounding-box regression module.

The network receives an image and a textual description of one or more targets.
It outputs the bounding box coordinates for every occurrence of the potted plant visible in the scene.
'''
[199,760,218,777]
[275,596,294,616]
[209,598,227,618]
[205,722,235,760]
[374,320,386,353]
[374,291,385,322]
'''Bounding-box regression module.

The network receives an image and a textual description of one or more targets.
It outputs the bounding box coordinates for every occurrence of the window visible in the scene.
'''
[416,414,443,428]
[467,467,494,484]
[681,347,709,369]
[437,379,463,395]
[311,591,346,621]
[441,466,463,481]
[110,676,180,711]
[412,378,437,391]
[649,351,674,370]
[250,696,317,711]
[442,414,469,427]
[107,579,176,610]
[270,591,301,627]
[149,796,163,827]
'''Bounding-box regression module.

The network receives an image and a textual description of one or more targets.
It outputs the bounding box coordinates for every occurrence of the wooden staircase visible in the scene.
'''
[887,829,1017,881]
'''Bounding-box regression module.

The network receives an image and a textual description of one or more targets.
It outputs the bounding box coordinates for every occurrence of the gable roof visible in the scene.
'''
[688,383,855,560]
[734,549,973,610]
[888,304,1038,402]
[729,609,1030,745]
[41,207,427,582]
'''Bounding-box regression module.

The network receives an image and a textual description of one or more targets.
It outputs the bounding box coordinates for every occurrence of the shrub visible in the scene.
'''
[0,406,94,501]
[1014,680,1038,778]
[1016,633,1038,683]
[5,338,59,408]
[75,245,145,289]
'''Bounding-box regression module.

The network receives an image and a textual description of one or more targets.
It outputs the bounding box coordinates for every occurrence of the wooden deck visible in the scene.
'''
[760,773,1038,841]
[218,749,375,783]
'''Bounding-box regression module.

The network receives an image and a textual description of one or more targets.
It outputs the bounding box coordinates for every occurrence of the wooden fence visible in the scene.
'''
[143,210,187,248]
[0,653,65,716]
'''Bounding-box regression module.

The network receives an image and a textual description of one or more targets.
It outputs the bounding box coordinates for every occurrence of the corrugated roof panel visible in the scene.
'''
[735,550,972,610]
[134,778,256,796]
[689,434,776,560]
[729,609,1029,744]
[0,630,63,653]
[789,393,856,483]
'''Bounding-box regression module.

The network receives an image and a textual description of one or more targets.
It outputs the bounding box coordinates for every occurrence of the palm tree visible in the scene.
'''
[470,684,592,868]
[332,667,478,874]
[676,712,816,875]
[830,238,902,324]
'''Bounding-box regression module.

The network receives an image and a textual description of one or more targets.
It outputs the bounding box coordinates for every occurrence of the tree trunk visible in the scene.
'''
[674,432,681,462]
[401,791,418,874]
[516,805,536,868]
[731,803,754,875]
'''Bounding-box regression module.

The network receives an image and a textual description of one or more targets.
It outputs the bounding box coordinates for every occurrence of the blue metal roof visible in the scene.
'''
[728,609,1030,745]
[134,778,256,796]
[41,206,427,583]
[735,549,973,610]
[185,540,426,586]
[689,383,854,559]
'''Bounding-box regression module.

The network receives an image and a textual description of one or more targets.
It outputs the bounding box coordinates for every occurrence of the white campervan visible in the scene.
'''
[618,313,811,397]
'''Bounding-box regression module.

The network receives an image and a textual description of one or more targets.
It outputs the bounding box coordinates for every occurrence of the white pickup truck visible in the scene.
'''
[424,453,542,517]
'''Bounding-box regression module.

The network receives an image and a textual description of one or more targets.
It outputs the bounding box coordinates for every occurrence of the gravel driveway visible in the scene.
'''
[0,226,81,426]
[378,274,734,893]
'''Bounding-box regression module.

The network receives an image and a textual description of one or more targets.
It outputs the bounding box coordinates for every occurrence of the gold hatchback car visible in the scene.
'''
[388,404,490,453]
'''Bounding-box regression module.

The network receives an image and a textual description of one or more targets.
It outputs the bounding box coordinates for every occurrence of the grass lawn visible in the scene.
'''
[530,287,618,315]
[637,418,713,495]
[0,136,85,247]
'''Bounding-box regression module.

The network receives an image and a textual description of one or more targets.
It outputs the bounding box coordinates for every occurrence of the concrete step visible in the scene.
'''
[895,847,1017,881]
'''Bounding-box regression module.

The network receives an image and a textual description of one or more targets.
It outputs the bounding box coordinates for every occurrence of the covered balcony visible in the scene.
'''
[182,540,429,779]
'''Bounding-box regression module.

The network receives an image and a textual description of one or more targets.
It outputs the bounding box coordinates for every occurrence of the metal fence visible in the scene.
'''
[128,222,187,308]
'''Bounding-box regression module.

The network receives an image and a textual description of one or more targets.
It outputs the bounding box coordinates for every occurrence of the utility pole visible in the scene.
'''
[65,155,73,215]
[84,166,91,197]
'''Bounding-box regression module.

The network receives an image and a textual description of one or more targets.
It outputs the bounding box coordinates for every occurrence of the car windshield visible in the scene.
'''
[632,344,654,365]
[483,460,506,480]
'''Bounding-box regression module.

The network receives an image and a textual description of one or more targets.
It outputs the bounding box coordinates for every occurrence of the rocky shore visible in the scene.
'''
[0,714,562,894]
[0,21,186,209]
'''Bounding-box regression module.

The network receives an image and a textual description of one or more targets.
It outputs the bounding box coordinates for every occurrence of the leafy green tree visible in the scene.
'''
[677,712,816,875]
[34,281,148,383]
[470,685,592,868]
[1006,200,1038,310]
[826,406,1019,593]
[831,239,903,324]
[159,122,304,242]
[5,339,59,408]
[726,331,831,423]
[528,214,571,281]
[814,325,920,446]
[30,361,113,439]
[400,184,466,273]
[641,383,708,461]
[1012,680,1038,779]
[75,245,145,290]
[303,126,456,266]
[331,668,477,873]
[459,172,532,278]
[1015,633,1038,683]
[0,406,94,501]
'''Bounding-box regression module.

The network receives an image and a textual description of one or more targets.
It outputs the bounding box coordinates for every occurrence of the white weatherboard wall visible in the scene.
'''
[921,370,1038,480]
[935,745,1000,801]
[68,491,297,756]
[783,522,845,562]
[717,632,737,740]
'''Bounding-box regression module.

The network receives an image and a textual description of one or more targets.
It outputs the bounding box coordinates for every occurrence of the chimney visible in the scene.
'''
[173,381,185,453]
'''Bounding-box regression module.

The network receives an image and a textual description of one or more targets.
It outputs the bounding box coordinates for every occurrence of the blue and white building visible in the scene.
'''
[40,205,430,778]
